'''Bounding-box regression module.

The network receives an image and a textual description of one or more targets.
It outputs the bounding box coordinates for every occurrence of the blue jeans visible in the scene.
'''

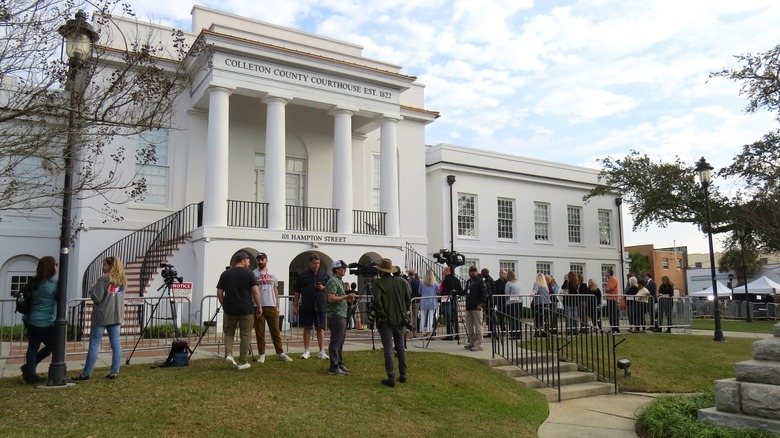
[23,321,55,376]
[83,323,122,377]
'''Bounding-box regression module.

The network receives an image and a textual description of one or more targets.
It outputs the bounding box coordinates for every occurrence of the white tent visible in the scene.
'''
[689,281,733,298]
[742,276,780,295]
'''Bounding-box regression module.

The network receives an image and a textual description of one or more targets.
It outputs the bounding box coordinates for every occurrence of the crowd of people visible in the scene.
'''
[18,251,676,387]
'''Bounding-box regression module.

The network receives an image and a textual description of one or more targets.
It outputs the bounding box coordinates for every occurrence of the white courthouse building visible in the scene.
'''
[0,6,622,328]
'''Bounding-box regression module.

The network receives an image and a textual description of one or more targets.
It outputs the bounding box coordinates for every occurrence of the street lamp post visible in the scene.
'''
[736,228,751,322]
[48,10,99,386]
[447,175,456,252]
[695,157,725,342]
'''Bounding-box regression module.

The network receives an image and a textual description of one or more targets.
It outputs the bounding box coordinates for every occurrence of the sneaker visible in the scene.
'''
[469,346,484,351]
[463,344,474,350]
[300,350,311,360]
[399,376,407,384]
[381,378,395,388]
[328,368,347,376]
[318,350,329,360]
[225,356,237,367]
[338,365,351,373]
[278,353,293,362]
[254,354,266,363]
[236,362,251,370]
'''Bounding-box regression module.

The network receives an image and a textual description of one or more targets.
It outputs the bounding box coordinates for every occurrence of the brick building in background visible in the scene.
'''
[625,244,689,296]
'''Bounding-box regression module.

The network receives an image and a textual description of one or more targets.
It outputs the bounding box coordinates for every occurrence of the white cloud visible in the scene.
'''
[126,0,780,252]
[534,88,637,121]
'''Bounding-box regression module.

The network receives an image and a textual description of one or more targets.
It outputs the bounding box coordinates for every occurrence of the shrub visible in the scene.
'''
[635,392,775,438]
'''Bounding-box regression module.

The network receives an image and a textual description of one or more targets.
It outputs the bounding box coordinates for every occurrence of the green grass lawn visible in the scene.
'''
[0,350,548,438]
[616,333,757,392]
[2,328,773,437]
[690,319,778,333]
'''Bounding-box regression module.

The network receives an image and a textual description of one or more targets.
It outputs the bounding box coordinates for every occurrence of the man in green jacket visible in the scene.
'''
[371,258,412,388]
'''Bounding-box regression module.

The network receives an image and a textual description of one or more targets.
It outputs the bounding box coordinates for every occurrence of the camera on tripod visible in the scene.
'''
[160,263,183,284]
[349,260,379,277]
[432,249,466,268]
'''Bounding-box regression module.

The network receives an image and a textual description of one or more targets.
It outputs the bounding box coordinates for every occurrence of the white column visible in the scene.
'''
[331,109,353,234]
[379,117,400,236]
[204,87,231,227]
[264,97,287,230]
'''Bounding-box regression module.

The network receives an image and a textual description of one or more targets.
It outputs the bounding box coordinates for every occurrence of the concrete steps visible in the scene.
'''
[485,356,615,402]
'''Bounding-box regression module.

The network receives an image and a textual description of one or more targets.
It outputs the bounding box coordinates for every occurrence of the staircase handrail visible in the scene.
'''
[404,243,467,287]
[138,202,202,295]
[80,202,202,298]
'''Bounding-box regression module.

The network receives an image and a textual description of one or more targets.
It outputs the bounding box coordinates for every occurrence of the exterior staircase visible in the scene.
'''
[479,355,615,402]
[77,203,201,337]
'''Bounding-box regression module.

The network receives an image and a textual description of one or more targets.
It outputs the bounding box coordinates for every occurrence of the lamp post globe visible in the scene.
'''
[695,157,725,342]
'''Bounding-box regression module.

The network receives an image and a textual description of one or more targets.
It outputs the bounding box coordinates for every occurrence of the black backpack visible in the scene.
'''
[161,339,191,367]
[13,282,33,315]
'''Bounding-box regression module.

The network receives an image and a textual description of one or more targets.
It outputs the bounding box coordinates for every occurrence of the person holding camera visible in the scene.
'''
[440,267,463,340]
[326,260,357,376]
[371,258,412,387]
[293,254,330,360]
[252,252,293,363]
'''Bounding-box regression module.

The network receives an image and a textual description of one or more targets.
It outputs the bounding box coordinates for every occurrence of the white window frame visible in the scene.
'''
[458,193,477,238]
[567,205,582,244]
[135,129,170,206]
[534,202,550,242]
[497,198,514,240]
[569,263,585,277]
[457,258,480,279]
[536,262,552,275]
[598,209,612,246]
[499,260,516,274]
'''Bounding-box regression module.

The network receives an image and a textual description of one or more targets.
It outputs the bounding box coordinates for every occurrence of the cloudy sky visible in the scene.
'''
[125,0,780,253]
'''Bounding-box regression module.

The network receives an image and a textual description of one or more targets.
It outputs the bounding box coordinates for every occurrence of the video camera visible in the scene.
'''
[160,263,183,284]
[349,260,379,277]
[432,249,466,268]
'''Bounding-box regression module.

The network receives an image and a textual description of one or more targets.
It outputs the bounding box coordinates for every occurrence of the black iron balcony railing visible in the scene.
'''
[353,210,386,235]
[286,205,337,233]
[227,200,269,228]
[223,202,387,235]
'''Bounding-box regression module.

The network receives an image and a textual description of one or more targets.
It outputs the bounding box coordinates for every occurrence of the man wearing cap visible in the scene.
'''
[216,251,262,370]
[464,266,487,351]
[371,258,412,387]
[293,254,330,360]
[326,260,357,375]
[252,252,293,363]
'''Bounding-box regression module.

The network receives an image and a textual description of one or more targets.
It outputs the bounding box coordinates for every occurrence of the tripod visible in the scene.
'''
[126,279,181,364]
[358,283,378,351]
[189,303,221,359]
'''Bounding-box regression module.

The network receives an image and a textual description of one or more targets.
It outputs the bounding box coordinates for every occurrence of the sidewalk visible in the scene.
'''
[1,329,773,437]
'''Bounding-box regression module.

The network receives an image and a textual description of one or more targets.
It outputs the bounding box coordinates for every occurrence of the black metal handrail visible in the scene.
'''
[227,200,269,228]
[285,205,337,232]
[80,202,202,298]
[490,294,621,402]
[137,203,202,295]
[353,210,386,235]
[404,243,445,279]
